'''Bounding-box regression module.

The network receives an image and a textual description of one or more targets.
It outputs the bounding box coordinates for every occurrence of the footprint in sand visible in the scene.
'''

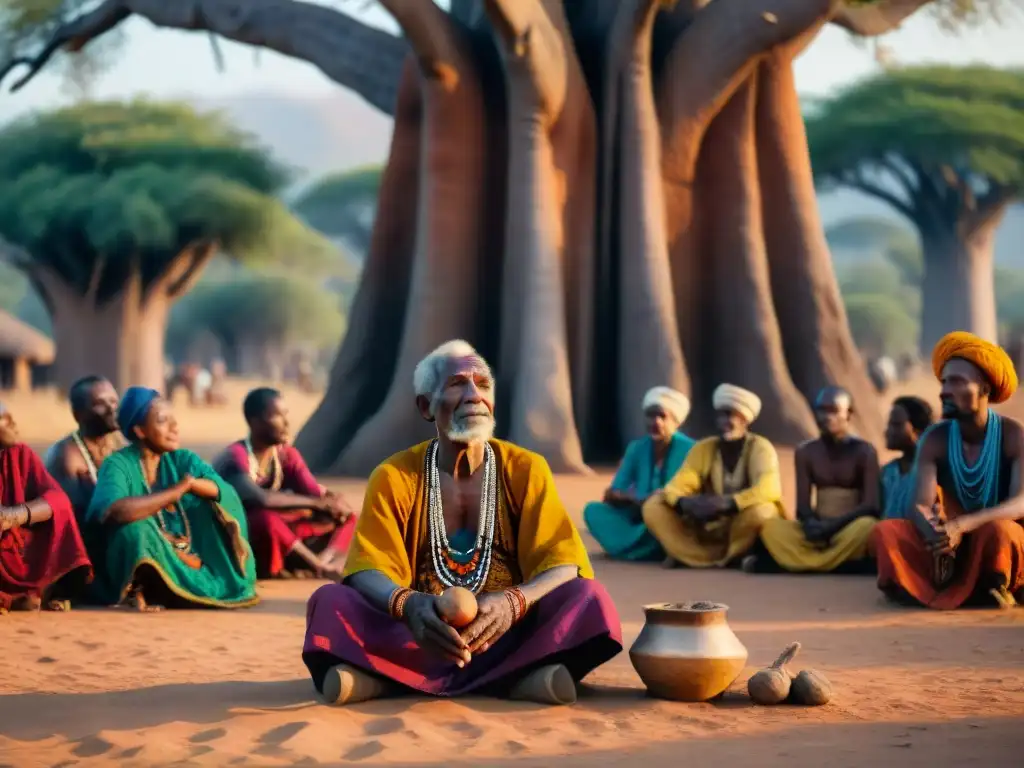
[570,718,606,735]
[505,740,528,755]
[364,717,405,736]
[72,735,114,758]
[446,721,484,739]
[258,721,310,747]
[343,741,385,761]
[191,728,228,744]
[117,746,143,759]
[16,628,32,635]
[76,641,103,651]
[37,657,57,664]
[190,746,214,758]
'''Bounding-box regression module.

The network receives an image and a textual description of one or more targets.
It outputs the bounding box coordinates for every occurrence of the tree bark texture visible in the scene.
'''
[919,215,1005,352]
[4,0,936,470]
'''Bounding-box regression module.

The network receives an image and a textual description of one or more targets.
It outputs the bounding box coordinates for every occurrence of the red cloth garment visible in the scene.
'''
[871,518,1024,609]
[221,441,356,578]
[0,443,92,610]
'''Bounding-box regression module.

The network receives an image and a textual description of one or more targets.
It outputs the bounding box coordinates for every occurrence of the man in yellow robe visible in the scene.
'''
[747,387,880,573]
[642,384,785,568]
[302,340,622,706]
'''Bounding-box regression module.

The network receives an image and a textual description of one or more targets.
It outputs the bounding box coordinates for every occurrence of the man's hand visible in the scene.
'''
[460,592,516,654]
[320,493,354,522]
[801,516,830,543]
[929,517,964,556]
[403,593,471,666]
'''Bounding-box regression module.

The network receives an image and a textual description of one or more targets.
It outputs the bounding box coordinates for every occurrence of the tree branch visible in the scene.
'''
[0,0,407,116]
[146,240,219,303]
[840,168,916,219]
[830,0,935,37]
[377,0,463,88]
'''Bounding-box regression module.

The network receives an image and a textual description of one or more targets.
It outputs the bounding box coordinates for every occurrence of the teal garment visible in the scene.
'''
[584,433,695,561]
[85,444,259,608]
[880,459,916,520]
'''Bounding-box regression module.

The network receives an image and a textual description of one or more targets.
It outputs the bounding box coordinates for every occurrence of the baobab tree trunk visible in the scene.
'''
[3,0,938,472]
[334,3,490,475]
[920,215,1004,351]
[757,42,884,439]
[27,243,216,393]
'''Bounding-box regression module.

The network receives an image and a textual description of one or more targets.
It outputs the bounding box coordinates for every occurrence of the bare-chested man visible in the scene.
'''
[749,386,880,573]
[46,376,126,521]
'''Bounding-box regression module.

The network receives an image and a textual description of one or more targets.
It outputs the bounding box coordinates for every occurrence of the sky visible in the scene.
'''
[1,4,1023,121]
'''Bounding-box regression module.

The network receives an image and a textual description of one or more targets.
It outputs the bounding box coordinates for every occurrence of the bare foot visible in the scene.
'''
[321,664,393,706]
[9,594,42,612]
[117,589,163,613]
[990,587,1018,610]
[508,664,577,706]
[43,600,71,612]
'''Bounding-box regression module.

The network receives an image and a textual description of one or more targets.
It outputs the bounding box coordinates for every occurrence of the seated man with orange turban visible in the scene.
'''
[642,384,786,568]
[871,331,1024,609]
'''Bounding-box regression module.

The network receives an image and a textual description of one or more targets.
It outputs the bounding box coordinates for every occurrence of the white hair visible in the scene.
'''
[412,339,493,414]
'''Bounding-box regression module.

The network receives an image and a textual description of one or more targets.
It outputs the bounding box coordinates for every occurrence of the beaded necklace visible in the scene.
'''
[245,438,283,491]
[424,439,497,594]
[71,432,100,483]
[947,410,1002,511]
[139,457,195,556]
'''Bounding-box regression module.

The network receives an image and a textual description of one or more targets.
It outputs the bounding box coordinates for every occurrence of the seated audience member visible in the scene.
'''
[45,376,126,519]
[583,386,695,561]
[642,384,785,569]
[872,332,1024,609]
[85,387,258,611]
[879,396,935,520]
[302,340,622,706]
[215,388,357,580]
[0,402,91,612]
[749,387,880,574]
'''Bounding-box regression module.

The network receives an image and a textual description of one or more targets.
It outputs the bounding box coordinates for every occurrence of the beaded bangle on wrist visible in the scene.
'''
[23,504,32,526]
[504,586,528,623]
[388,587,414,620]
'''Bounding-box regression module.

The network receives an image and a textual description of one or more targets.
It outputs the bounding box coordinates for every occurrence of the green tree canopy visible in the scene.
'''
[168,274,345,355]
[0,99,341,389]
[843,293,919,358]
[292,165,383,259]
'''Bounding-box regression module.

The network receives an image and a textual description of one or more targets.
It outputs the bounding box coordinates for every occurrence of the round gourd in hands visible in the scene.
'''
[437,587,479,629]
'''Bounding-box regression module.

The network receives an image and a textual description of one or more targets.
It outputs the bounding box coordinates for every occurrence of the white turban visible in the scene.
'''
[712,383,762,424]
[642,386,691,426]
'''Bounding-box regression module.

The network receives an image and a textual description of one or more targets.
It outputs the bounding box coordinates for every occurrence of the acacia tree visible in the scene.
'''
[0,100,336,391]
[2,0,962,474]
[807,65,1024,351]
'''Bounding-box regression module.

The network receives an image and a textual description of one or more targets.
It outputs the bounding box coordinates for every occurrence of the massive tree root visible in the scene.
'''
[0,0,935,471]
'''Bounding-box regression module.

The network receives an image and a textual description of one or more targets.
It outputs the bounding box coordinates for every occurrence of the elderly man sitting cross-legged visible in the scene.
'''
[302,340,622,706]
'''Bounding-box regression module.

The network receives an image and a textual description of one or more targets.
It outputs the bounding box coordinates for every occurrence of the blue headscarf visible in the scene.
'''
[118,386,160,440]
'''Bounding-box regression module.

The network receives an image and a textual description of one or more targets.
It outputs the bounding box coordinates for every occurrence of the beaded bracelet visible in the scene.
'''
[504,586,528,623]
[388,587,414,620]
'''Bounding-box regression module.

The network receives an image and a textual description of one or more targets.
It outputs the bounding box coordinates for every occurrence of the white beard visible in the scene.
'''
[445,415,495,444]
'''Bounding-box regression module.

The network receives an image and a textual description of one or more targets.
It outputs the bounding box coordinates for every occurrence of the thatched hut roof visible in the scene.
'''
[0,310,54,364]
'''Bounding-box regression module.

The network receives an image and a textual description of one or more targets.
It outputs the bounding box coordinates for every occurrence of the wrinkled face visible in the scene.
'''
[715,408,748,441]
[0,408,18,448]
[421,356,496,444]
[644,406,677,442]
[77,381,120,434]
[884,403,917,452]
[814,389,852,439]
[940,358,988,419]
[255,396,290,445]
[133,398,180,453]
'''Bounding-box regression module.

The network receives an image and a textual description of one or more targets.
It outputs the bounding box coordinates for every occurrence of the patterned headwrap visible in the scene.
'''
[712,383,762,424]
[642,386,691,426]
[118,386,161,440]
[932,331,1019,404]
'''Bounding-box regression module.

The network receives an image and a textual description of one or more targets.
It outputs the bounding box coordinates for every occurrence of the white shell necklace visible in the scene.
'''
[71,431,99,483]
[425,439,497,594]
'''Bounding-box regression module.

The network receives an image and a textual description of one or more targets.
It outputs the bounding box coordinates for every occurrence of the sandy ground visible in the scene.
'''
[1,377,1023,767]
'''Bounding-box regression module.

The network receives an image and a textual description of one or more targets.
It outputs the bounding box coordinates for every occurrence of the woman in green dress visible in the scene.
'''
[583,387,696,561]
[85,387,259,610]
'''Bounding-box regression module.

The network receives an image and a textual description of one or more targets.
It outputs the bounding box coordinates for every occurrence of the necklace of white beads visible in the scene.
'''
[425,438,497,593]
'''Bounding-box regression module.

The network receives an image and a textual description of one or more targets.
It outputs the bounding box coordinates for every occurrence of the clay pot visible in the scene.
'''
[629,601,748,702]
